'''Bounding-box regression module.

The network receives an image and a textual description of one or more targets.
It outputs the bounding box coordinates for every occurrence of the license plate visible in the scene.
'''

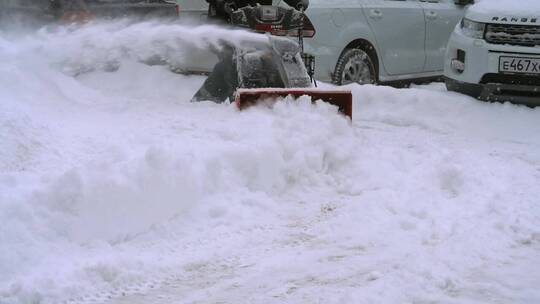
[499,56,540,74]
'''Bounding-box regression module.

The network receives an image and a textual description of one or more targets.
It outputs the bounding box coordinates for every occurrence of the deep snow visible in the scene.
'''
[1,20,540,304]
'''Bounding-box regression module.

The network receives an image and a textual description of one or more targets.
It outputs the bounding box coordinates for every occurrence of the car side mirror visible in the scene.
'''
[455,0,474,5]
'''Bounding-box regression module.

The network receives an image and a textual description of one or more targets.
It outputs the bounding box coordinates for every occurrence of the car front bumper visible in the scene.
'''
[444,77,540,106]
[444,28,540,105]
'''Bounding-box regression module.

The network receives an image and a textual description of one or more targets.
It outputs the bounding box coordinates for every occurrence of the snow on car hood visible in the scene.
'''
[466,0,540,24]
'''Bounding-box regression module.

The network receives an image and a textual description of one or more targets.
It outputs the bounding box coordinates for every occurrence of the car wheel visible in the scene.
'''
[333,48,376,86]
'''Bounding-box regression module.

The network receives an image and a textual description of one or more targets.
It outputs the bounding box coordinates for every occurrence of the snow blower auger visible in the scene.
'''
[230,5,353,119]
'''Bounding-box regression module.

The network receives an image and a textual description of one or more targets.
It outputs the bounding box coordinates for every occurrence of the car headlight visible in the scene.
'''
[460,18,486,39]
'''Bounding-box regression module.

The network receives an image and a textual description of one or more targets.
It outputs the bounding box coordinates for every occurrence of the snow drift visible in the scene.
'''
[1,20,540,304]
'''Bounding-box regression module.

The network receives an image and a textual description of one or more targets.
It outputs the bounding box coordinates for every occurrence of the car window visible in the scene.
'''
[178,0,208,11]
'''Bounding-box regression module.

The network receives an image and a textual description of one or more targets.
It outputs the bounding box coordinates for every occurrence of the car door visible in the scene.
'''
[419,0,465,72]
[363,0,426,75]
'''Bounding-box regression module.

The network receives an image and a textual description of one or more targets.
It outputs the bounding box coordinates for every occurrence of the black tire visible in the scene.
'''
[333,48,377,86]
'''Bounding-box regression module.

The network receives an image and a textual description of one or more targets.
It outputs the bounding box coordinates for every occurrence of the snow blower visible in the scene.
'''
[230,5,353,119]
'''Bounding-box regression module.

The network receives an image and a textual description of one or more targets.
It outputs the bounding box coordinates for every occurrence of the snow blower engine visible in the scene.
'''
[230,4,352,119]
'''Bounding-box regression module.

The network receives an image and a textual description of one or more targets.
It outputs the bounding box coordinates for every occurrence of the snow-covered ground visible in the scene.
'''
[1,21,540,304]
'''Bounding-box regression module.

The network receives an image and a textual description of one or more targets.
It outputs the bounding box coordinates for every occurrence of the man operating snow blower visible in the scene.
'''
[192,0,352,119]
[192,0,310,103]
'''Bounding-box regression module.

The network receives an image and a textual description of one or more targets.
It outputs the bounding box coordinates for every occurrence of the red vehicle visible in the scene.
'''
[0,0,179,26]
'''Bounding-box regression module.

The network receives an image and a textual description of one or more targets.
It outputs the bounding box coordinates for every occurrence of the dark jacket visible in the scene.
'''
[206,0,308,21]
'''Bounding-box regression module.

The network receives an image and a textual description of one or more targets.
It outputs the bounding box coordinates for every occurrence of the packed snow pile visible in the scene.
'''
[1,21,540,304]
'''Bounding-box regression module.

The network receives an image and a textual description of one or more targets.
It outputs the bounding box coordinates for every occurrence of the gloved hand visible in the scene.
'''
[283,0,309,11]
[296,0,309,10]
[222,0,237,15]
[208,0,237,16]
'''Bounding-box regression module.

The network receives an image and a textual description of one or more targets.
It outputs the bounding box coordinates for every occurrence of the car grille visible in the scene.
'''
[485,24,540,47]
[480,73,540,86]
[480,73,540,98]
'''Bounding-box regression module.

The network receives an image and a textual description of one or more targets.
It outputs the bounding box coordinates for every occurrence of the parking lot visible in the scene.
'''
[1,2,539,304]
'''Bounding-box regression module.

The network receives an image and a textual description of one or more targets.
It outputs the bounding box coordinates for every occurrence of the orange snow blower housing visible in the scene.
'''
[235,88,353,118]
[231,5,353,119]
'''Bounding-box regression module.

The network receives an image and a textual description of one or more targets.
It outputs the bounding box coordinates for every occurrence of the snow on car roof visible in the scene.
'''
[469,0,540,15]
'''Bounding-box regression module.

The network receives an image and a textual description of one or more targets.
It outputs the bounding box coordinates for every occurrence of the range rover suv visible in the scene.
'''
[444,1,540,105]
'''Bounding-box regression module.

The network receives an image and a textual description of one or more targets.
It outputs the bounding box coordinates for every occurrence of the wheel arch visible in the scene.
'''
[331,21,381,81]
[341,39,379,79]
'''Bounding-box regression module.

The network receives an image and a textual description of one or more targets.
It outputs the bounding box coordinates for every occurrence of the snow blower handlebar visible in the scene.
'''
[230,5,315,38]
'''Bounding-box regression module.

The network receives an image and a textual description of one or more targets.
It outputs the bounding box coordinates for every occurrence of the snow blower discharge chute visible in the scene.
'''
[231,5,352,119]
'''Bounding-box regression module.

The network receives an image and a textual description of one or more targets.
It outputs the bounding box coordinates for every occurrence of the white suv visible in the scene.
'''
[444,1,540,105]
[304,0,466,86]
